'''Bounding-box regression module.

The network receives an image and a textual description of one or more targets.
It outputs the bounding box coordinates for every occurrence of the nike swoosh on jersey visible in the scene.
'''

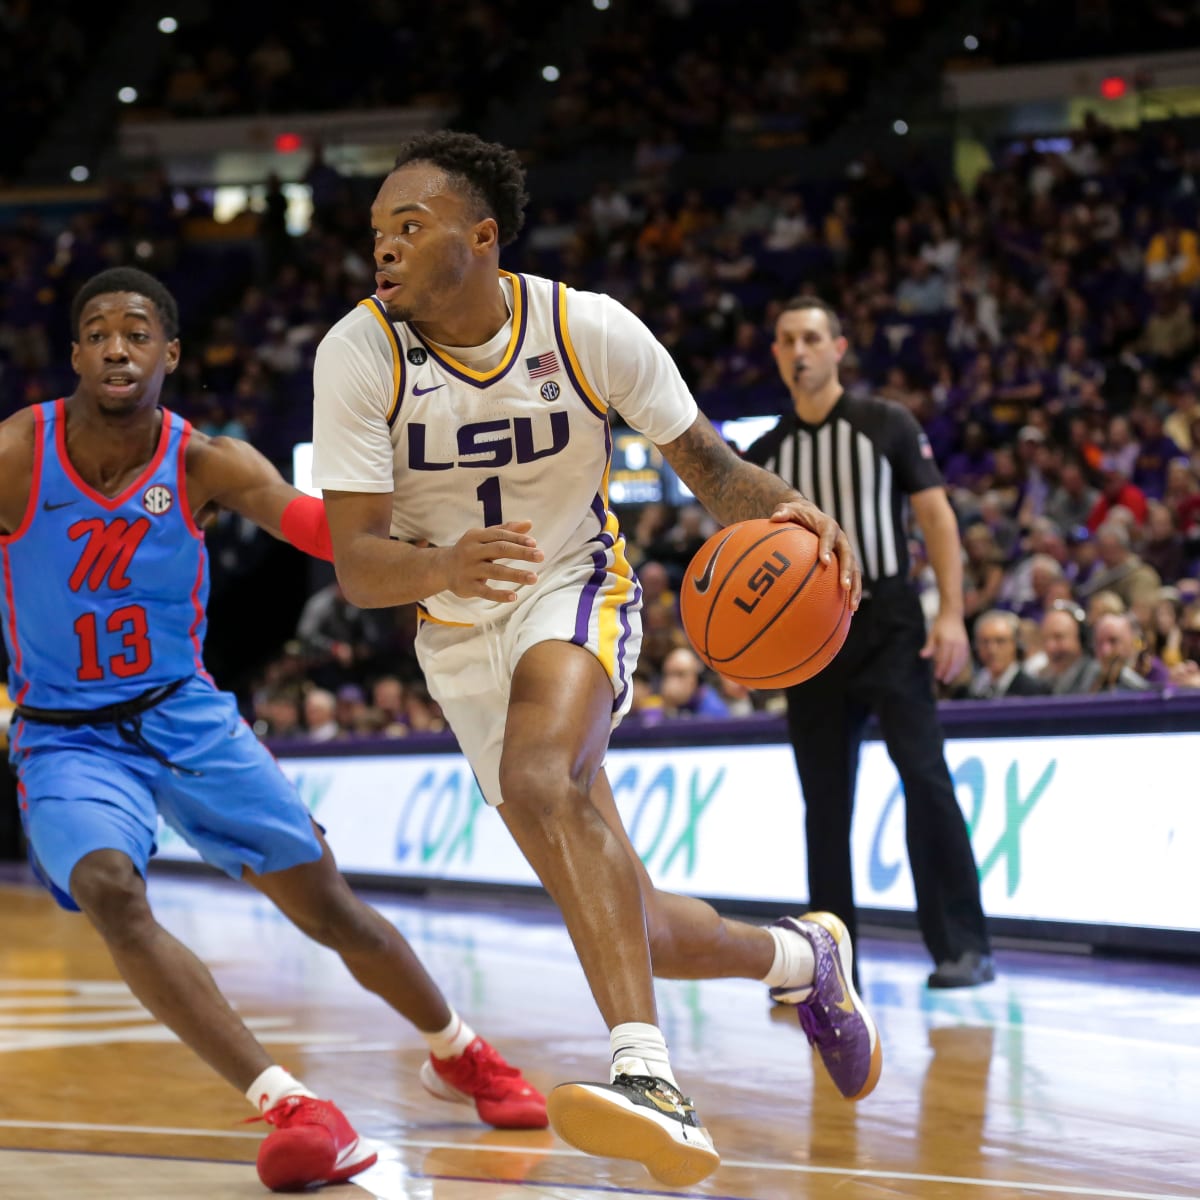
[412,382,445,395]
[42,499,78,512]
[691,529,734,594]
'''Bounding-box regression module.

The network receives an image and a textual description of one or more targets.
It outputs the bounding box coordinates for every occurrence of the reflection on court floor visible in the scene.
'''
[1,871,1197,1199]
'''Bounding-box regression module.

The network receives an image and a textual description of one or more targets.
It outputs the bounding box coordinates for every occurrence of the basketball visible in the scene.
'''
[679,518,852,688]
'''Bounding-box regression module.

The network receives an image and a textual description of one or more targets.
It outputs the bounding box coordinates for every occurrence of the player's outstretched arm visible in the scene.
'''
[323,490,543,609]
[187,433,334,559]
[659,413,861,606]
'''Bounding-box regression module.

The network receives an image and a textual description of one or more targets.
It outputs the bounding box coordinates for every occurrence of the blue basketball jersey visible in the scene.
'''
[0,399,210,709]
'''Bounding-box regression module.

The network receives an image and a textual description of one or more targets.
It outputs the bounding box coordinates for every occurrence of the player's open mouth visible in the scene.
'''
[101,376,137,397]
[375,278,402,300]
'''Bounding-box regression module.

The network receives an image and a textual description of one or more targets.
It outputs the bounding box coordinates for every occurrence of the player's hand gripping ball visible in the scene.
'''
[680,518,852,688]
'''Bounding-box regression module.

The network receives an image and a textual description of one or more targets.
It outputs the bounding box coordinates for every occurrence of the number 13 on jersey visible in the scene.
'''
[74,606,153,682]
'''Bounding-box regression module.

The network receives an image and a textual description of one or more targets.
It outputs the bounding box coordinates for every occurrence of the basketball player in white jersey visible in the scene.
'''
[312,131,880,1187]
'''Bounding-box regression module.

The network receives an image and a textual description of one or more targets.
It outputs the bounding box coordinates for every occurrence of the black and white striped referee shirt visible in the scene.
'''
[742,394,944,588]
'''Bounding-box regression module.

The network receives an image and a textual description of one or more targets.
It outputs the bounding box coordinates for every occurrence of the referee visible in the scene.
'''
[744,296,994,989]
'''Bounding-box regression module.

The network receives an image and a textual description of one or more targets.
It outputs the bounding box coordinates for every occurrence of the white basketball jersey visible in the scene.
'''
[311,271,698,625]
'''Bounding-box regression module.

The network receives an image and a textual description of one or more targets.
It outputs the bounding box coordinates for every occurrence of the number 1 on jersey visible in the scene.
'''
[476,476,503,526]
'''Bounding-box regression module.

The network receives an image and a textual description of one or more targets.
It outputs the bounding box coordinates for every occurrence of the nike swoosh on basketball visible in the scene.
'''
[413,382,445,395]
[42,499,78,512]
[691,529,734,594]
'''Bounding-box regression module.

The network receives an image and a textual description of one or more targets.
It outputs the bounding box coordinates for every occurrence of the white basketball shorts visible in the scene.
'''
[415,545,643,806]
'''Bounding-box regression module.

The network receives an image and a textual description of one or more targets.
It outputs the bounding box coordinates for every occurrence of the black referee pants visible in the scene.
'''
[784,580,990,968]
[0,759,22,861]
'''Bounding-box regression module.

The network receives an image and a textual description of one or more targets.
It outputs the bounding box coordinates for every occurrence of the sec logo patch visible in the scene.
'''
[142,485,173,515]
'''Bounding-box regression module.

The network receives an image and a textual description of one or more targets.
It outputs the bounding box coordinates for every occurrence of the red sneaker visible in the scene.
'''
[255,1095,377,1192]
[419,1036,548,1129]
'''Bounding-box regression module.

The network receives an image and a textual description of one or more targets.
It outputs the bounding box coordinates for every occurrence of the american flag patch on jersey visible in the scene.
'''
[525,351,560,379]
[918,433,934,459]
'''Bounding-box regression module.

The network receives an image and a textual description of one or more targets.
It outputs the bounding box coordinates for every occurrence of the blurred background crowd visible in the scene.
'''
[2,0,1200,746]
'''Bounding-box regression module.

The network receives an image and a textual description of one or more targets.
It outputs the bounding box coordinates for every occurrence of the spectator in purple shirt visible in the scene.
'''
[658,648,732,720]
[1093,612,1169,691]
[1012,554,1067,623]
[1055,335,1106,403]
[943,420,996,498]
[1131,409,1183,499]
[986,349,1043,438]
[1104,414,1141,480]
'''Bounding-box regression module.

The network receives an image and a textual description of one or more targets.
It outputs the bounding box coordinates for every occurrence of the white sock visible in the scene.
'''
[421,1010,477,1060]
[246,1065,316,1114]
[762,924,816,1000]
[610,1022,678,1088]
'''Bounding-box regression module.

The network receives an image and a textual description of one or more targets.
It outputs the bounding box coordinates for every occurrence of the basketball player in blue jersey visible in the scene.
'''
[313,131,882,1187]
[0,267,546,1194]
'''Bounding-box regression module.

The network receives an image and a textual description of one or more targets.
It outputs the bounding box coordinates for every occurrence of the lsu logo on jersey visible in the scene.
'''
[408,411,571,471]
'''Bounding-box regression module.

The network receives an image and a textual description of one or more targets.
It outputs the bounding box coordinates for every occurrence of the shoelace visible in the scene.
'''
[616,1074,693,1111]
[441,1044,526,1098]
[797,1002,837,1049]
[246,1096,324,1129]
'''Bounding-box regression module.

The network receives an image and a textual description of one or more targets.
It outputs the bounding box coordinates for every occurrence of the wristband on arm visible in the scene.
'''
[280,494,334,561]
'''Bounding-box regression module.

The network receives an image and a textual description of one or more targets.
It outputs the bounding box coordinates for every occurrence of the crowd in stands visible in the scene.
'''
[976,0,1200,64]
[0,5,107,184]
[527,0,949,163]
[133,0,555,128]
[7,0,1199,189]
[3,52,1200,737]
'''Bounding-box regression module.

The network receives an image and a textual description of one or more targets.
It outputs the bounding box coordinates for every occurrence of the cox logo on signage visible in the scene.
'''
[868,754,1056,898]
[381,758,727,877]
[393,767,488,868]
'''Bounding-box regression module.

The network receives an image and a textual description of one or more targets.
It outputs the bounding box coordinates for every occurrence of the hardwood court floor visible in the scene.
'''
[0,871,1197,1200]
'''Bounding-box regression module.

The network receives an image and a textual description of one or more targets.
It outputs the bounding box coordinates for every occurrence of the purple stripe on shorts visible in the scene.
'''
[572,549,609,646]
[612,570,642,711]
[574,493,611,645]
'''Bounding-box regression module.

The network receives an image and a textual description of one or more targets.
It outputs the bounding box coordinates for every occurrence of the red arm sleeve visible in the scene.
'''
[280,495,334,561]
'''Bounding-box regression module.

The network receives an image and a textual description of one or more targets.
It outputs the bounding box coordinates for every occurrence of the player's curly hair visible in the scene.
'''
[393,130,529,246]
[71,267,180,340]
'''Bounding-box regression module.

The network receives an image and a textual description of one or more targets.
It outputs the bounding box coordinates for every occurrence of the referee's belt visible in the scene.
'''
[15,677,200,775]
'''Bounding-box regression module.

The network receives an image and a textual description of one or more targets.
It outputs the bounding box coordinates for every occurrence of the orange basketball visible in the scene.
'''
[679,518,852,688]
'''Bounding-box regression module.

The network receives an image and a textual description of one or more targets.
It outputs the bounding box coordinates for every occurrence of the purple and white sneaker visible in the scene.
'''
[770,912,882,1101]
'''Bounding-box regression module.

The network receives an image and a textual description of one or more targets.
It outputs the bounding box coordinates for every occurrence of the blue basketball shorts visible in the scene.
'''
[10,676,322,911]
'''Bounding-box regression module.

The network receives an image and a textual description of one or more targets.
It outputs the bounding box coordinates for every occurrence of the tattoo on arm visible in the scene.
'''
[659,414,801,524]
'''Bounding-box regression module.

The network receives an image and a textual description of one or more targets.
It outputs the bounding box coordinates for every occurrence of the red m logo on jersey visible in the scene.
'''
[67,517,151,592]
